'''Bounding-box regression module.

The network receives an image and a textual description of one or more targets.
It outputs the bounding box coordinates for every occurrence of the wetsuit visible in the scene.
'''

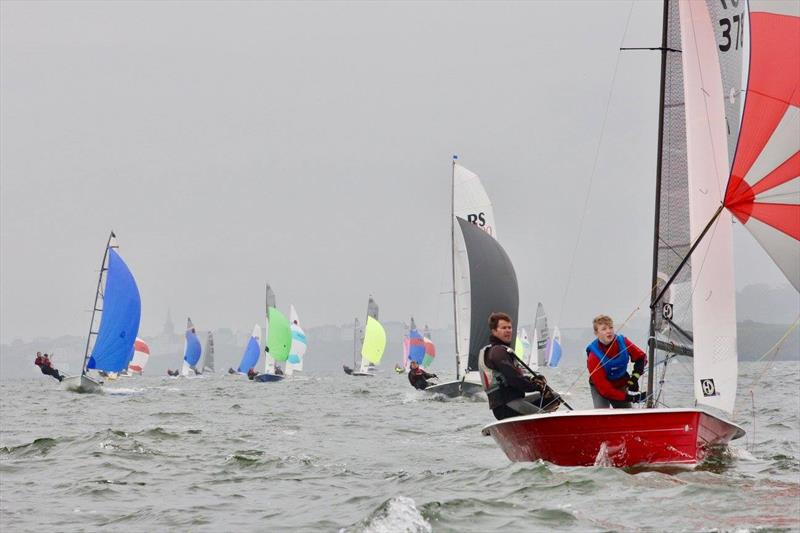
[586,335,646,408]
[480,335,558,420]
[408,367,436,390]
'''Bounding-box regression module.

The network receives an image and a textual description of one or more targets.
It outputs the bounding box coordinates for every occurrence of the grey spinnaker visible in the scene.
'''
[457,216,519,372]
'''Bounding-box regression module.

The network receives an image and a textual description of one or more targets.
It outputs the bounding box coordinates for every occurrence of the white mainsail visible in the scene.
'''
[533,302,549,369]
[679,0,743,413]
[452,162,499,380]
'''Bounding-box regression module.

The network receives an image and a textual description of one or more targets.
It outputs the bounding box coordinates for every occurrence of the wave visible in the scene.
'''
[342,496,431,533]
[0,437,59,457]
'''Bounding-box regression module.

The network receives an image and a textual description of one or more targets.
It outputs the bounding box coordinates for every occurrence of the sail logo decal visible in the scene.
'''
[465,212,494,236]
[662,303,674,320]
[700,378,717,397]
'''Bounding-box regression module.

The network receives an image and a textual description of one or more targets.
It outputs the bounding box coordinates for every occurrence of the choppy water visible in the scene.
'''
[2,362,799,532]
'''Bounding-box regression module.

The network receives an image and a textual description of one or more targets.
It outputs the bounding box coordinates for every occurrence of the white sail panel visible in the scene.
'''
[453,225,471,378]
[529,328,539,370]
[680,0,740,413]
[286,304,307,376]
[453,163,498,239]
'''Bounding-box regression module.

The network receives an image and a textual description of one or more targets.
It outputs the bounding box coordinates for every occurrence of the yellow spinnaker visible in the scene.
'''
[361,316,387,364]
[514,336,524,361]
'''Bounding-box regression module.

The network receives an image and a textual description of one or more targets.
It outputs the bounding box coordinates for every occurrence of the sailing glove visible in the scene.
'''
[626,391,646,403]
[627,372,641,392]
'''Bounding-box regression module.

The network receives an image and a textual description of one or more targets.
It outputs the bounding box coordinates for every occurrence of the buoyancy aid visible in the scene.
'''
[479,344,518,393]
[586,335,630,381]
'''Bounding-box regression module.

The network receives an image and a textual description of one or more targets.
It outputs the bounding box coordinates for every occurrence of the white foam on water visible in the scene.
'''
[357,496,432,533]
[594,442,614,467]
[726,444,758,462]
[104,387,144,396]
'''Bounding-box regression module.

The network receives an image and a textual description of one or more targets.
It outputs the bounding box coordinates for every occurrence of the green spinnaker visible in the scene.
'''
[267,307,292,362]
[361,316,386,365]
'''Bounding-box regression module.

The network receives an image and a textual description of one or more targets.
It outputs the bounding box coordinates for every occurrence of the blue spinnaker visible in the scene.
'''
[237,336,260,373]
[184,330,202,366]
[408,329,425,364]
[87,249,141,372]
[548,339,562,368]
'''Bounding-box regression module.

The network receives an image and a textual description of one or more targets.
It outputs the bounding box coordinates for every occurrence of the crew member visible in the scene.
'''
[34,352,63,382]
[407,360,436,390]
[586,314,647,408]
[479,312,559,420]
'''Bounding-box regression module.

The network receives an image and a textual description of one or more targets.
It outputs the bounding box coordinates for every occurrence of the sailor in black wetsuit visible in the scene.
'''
[479,312,560,420]
[407,361,437,390]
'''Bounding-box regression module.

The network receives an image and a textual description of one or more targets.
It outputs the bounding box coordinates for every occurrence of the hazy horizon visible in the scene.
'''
[2,1,796,346]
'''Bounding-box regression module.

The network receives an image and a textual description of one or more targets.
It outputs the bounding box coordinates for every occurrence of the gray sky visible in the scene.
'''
[1,1,792,344]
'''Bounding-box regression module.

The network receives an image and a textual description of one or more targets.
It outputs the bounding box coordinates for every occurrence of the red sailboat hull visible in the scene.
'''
[481,408,745,468]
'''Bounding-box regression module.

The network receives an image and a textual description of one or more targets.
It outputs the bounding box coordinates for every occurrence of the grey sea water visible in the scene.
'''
[1,362,799,532]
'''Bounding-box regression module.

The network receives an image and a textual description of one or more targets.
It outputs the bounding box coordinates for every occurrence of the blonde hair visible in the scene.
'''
[592,314,614,332]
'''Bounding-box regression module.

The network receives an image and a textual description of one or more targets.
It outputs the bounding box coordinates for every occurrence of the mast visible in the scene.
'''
[353,317,358,368]
[450,156,460,379]
[80,231,115,376]
[646,0,671,408]
[264,283,279,373]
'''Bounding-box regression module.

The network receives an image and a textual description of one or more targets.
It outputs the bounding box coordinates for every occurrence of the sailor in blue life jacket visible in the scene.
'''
[479,312,560,420]
[586,314,647,408]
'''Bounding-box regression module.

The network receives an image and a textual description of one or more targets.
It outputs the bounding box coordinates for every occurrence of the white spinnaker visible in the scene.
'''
[286,304,306,376]
[453,163,498,379]
[680,0,742,414]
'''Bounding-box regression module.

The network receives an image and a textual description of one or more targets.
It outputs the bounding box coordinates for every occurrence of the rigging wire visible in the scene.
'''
[554,0,637,328]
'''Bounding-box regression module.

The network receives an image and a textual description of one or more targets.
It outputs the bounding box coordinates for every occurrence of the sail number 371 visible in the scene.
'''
[718,0,745,52]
